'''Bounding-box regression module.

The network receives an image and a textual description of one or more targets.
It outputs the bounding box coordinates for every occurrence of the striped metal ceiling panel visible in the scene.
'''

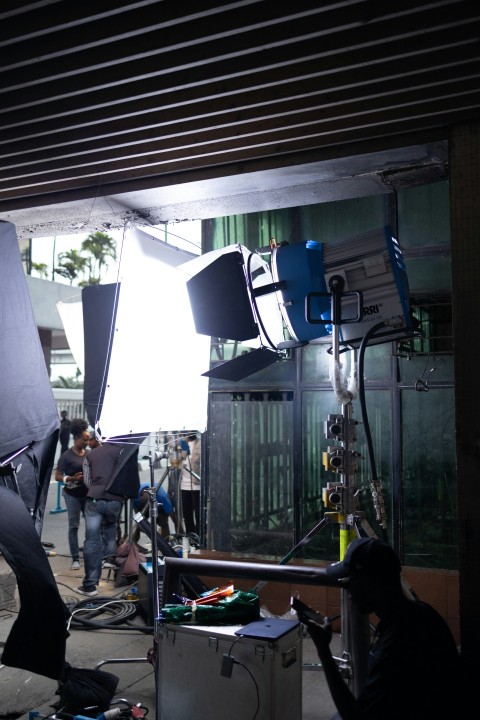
[1,0,479,212]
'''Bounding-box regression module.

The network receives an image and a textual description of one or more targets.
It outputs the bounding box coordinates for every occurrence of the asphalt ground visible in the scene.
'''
[0,472,337,720]
[0,473,156,720]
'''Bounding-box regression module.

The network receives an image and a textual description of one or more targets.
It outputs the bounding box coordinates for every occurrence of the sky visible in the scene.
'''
[30,220,202,380]
[30,220,202,285]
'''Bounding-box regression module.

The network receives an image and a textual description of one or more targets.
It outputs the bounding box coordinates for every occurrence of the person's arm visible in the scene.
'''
[298,611,359,720]
[55,455,66,483]
[191,439,201,479]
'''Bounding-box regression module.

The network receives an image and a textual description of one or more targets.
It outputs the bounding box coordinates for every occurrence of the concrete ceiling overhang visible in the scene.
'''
[2,140,448,240]
[0,1,476,239]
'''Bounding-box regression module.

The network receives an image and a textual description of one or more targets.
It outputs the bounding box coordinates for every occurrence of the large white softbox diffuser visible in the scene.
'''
[94,225,210,439]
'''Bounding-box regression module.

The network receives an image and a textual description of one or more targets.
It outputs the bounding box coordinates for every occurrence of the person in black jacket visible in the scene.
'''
[295,537,462,720]
[76,442,125,596]
[59,410,71,454]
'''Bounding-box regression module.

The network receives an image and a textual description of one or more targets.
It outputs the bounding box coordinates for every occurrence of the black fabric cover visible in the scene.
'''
[54,664,119,716]
[0,221,60,459]
[107,443,141,498]
[0,485,70,680]
[0,429,59,535]
[82,282,119,430]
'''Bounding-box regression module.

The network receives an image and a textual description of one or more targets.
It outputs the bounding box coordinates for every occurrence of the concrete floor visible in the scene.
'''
[0,473,338,720]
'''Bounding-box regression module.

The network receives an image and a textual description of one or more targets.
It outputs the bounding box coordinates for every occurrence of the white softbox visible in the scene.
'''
[91,225,210,439]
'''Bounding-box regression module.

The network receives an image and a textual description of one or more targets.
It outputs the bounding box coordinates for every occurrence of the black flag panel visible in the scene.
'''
[82,281,147,472]
[0,221,59,459]
[82,282,119,430]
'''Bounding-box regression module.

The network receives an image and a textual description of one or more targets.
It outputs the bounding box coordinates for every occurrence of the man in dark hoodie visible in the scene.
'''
[295,537,462,720]
[76,442,125,597]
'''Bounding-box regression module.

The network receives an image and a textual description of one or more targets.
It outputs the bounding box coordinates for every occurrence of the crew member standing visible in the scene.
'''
[179,432,201,537]
[59,410,71,454]
[76,442,125,597]
[55,418,90,570]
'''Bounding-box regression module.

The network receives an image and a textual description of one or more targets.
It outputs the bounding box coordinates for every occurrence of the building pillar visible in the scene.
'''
[449,122,480,663]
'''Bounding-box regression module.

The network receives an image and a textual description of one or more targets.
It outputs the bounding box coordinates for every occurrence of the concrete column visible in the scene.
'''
[449,122,480,664]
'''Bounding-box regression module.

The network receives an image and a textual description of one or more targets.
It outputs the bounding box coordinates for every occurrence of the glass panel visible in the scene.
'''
[398,181,450,248]
[395,296,453,375]
[302,341,334,384]
[397,352,454,385]
[299,195,387,242]
[401,388,457,569]
[398,181,452,293]
[301,389,392,562]
[206,210,295,253]
[302,342,391,385]
[404,256,452,293]
[208,392,294,556]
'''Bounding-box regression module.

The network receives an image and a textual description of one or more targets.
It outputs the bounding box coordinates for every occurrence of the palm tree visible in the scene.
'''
[81,231,117,284]
[54,249,89,285]
[31,261,49,279]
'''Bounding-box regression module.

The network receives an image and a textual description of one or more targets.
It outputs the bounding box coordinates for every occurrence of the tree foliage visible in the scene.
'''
[54,231,117,286]
[31,261,49,278]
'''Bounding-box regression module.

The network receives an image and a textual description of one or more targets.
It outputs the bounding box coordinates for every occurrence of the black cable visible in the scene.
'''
[234,660,260,720]
[357,323,417,542]
[66,597,153,633]
[357,322,386,484]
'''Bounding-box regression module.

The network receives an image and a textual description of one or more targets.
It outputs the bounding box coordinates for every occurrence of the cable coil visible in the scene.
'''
[66,597,152,632]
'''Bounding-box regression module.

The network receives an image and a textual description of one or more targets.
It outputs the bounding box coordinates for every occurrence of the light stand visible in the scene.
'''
[168,231,417,709]
[250,276,379,694]
[132,445,208,630]
[144,451,162,644]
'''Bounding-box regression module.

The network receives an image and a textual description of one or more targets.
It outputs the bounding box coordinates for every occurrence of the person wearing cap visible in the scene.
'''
[295,537,462,720]
[87,431,101,451]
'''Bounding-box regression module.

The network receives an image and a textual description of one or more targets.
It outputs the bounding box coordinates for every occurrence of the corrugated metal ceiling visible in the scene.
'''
[1,0,479,232]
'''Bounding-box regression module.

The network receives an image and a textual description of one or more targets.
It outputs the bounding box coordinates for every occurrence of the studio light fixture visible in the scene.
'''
[182,226,415,380]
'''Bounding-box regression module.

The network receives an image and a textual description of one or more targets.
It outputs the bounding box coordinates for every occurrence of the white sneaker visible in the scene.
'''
[70,560,80,570]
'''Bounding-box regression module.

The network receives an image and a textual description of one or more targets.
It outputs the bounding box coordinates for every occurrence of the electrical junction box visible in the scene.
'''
[156,620,302,720]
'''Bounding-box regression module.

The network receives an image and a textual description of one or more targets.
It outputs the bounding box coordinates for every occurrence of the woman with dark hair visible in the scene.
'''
[55,418,90,570]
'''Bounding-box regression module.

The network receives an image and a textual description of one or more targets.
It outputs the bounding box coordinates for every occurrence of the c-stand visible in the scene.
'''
[250,276,385,694]
[132,446,207,648]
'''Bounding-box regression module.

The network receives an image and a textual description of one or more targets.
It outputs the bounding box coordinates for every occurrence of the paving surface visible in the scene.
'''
[0,472,338,720]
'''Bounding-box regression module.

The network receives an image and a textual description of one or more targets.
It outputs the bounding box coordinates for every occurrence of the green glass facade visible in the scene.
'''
[203,181,456,569]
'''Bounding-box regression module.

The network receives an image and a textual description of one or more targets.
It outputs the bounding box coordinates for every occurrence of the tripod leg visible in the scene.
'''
[251,515,332,594]
[133,514,208,598]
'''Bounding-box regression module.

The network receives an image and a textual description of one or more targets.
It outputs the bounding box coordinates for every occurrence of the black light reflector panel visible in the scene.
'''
[186,251,258,341]
[202,348,279,381]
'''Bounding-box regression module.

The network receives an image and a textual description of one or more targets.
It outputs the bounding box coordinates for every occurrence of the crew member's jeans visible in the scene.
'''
[62,489,87,561]
[82,498,123,589]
